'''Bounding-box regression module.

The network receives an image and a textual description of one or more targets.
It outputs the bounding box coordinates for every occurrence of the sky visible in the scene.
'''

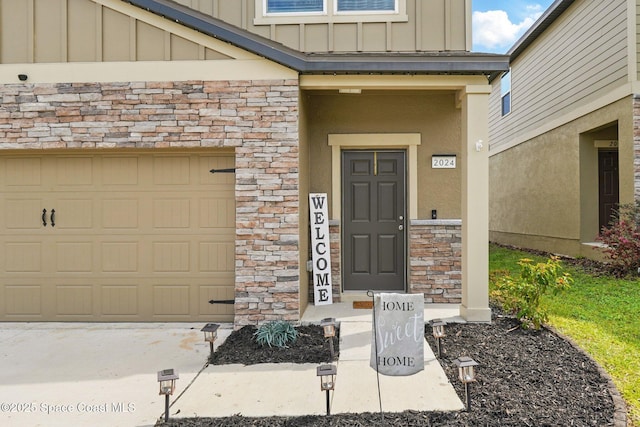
[472,0,555,53]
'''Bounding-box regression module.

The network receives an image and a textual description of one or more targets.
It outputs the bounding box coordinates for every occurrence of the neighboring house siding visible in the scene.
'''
[490,0,628,154]
[172,0,470,52]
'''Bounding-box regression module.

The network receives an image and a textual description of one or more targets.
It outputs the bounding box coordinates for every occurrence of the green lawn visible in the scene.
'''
[489,244,640,425]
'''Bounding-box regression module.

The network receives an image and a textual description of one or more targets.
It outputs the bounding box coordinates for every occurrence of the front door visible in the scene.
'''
[598,149,619,231]
[342,151,406,291]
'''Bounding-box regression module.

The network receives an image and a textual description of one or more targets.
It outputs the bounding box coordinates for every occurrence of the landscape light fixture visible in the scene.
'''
[157,368,179,423]
[453,356,479,411]
[201,323,220,355]
[316,364,337,415]
[320,317,336,360]
[430,319,447,358]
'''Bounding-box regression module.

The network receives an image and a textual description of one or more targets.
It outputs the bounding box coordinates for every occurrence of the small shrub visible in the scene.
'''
[491,256,573,329]
[254,320,298,348]
[597,202,640,276]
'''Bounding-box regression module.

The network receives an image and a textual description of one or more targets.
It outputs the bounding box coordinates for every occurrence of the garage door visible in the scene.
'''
[0,151,235,321]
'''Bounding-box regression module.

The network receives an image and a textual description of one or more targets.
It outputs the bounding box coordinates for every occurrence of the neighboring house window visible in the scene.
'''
[257,0,406,23]
[501,70,511,116]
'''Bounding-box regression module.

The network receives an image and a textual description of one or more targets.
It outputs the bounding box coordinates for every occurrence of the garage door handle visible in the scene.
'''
[50,209,55,227]
[42,209,47,227]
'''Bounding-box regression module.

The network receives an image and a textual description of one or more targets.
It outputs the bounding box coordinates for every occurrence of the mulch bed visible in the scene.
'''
[159,311,622,426]
[209,325,339,365]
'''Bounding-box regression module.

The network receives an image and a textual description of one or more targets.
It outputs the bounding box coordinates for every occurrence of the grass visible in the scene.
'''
[489,243,640,425]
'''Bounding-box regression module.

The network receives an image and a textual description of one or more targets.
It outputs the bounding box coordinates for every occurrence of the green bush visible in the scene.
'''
[597,202,640,276]
[491,256,573,329]
[254,320,298,348]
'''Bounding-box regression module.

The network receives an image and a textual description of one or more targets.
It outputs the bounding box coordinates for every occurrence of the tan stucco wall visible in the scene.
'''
[304,91,462,220]
[489,96,634,257]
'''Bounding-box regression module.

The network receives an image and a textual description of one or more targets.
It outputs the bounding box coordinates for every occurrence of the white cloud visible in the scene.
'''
[473,9,542,52]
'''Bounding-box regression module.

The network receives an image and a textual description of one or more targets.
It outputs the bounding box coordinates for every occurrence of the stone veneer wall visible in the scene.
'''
[317,220,461,304]
[409,220,462,303]
[0,79,300,327]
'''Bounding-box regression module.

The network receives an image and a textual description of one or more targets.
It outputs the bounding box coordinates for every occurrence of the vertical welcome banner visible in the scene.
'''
[309,193,333,305]
[370,293,424,376]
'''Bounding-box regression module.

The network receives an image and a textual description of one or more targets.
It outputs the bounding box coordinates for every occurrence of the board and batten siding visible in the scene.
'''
[172,0,470,53]
[0,0,240,64]
[489,0,629,154]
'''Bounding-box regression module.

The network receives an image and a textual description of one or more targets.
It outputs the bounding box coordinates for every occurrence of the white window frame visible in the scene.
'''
[255,0,407,25]
[501,69,511,117]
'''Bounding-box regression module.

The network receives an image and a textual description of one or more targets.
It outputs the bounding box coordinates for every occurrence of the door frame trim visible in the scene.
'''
[328,134,419,295]
[328,133,421,221]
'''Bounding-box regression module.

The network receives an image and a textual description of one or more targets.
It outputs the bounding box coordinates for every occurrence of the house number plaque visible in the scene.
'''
[431,155,456,169]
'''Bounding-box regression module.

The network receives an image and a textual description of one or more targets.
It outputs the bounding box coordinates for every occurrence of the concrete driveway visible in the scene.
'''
[0,322,232,427]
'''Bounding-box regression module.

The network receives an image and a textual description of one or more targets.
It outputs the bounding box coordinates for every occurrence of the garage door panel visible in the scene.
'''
[102,156,139,185]
[5,242,41,272]
[102,242,138,272]
[56,285,93,316]
[5,199,42,229]
[201,156,235,185]
[102,199,139,229]
[56,242,92,272]
[153,199,191,228]
[153,156,190,185]
[55,199,93,229]
[5,285,41,316]
[199,242,234,272]
[199,284,235,317]
[5,157,41,186]
[199,198,235,228]
[56,157,93,186]
[1,151,236,322]
[153,285,190,316]
[153,241,190,272]
[101,285,138,316]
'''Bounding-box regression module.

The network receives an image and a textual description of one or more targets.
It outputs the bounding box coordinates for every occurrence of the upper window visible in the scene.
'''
[501,70,511,116]
[266,0,395,14]
[266,0,324,14]
[256,0,406,24]
[336,0,395,12]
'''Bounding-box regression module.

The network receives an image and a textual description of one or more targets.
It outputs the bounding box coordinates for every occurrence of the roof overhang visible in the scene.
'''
[124,0,509,76]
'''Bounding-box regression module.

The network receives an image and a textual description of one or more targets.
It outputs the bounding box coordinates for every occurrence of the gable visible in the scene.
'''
[0,0,261,64]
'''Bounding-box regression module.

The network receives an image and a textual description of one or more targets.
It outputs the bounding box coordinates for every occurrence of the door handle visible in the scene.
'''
[42,209,47,227]
[398,225,404,231]
[50,209,55,227]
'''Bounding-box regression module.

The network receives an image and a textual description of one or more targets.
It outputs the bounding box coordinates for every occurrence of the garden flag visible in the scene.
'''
[370,293,424,376]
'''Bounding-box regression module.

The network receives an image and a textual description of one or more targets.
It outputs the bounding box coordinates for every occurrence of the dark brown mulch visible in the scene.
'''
[160,312,618,427]
[209,325,339,365]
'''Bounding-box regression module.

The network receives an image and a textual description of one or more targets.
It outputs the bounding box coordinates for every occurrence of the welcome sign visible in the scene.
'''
[309,193,333,305]
[370,293,424,376]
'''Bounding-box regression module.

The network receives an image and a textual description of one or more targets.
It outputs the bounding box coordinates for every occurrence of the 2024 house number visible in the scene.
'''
[431,156,456,169]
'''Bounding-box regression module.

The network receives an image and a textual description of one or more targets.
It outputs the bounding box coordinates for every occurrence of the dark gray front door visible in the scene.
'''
[342,151,406,291]
[598,149,619,231]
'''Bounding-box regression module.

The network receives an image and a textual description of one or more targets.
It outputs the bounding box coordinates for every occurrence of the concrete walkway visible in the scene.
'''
[173,303,464,419]
[0,303,464,426]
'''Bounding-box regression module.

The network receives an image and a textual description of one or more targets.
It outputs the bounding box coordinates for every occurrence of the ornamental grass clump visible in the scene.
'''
[254,320,298,348]
[491,256,573,329]
[597,202,640,277]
